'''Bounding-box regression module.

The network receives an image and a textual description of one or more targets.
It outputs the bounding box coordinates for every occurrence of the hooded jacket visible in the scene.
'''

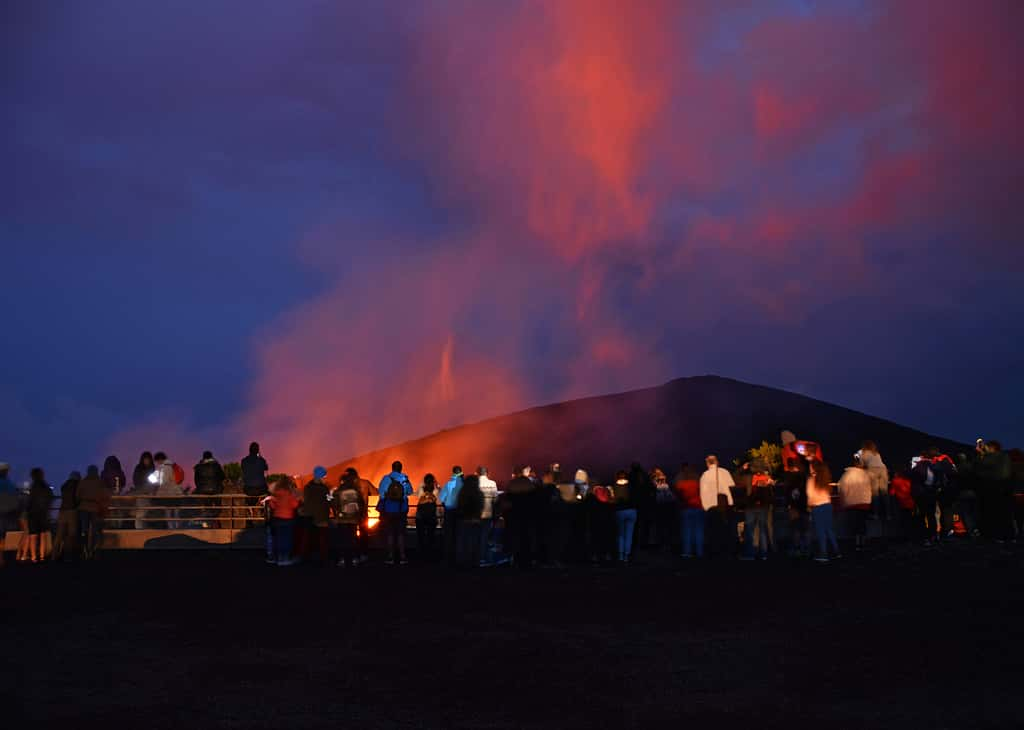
[439,473,464,510]
[152,462,182,497]
[78,471,112,514]
[101,457,127,494]
[838,467,872,509]
[860,450,889,497]
[193,458,226,495]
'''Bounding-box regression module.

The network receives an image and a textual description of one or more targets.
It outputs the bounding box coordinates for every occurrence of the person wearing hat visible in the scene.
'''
[53,471,81,561]
[300,466,331,565]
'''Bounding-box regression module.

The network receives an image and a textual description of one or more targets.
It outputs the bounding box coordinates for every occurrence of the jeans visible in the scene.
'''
[79,511,104,558]
[916,495,938,540]
[456,520,483,567]
[615,508,637,559]
[680,508,705,557]
[811,504,839,559]
[272,518,294,563]
[335,523,358,566]
[53,511,77,561]
[744,507,769,557]
[442,508,460,564]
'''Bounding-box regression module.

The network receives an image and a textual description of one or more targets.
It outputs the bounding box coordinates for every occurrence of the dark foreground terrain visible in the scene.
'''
[3,544,1023,729]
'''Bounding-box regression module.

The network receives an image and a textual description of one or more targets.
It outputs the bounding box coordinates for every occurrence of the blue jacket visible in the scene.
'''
[377,471,412,514]
[439,473,464,510]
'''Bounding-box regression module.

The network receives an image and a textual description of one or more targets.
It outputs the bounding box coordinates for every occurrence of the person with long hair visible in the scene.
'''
[26,467,53,563]
[415,474,439,562]
[52,471,80,561]
[807,459,839,562]
[131,451,155,529]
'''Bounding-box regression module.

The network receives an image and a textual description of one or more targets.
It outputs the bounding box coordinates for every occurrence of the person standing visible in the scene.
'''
[300,467,331,565]
[268,479,299,566]
[628,462,655,550]
[341,467,376,564]
[743,461,774,560]
[52,471,80,561]
[675,464,704,558]
[652,468,677,552]
[612,470,638,563]
[332,473,365,568]
[477,467,499,565]
[977,441,1013,541]
[699,455,735,558]
[438,466,464,565]
[889,470,916,540]
[456,474,484,568]
[415,474,440,562]
[505,466,538,567]
[26,468,53,563]
[77,465,111,559]
[838,457,873,552]
[859,442,890,523]
[807,460,839,562]
[0,463,19,568]
[378,461,412,565]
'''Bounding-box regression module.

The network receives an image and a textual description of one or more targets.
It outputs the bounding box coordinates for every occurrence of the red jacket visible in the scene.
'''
[674,479,702,510]
[889,475,914,510]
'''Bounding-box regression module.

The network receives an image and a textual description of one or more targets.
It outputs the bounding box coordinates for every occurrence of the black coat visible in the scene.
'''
[193,459,226,495]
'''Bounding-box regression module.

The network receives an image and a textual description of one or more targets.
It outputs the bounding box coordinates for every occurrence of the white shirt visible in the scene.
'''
[698,467,735,511]
[479,475,498,519]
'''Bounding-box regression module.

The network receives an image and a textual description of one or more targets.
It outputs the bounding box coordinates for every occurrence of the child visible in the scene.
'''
[416,474,439,562]
[268,479,299,566]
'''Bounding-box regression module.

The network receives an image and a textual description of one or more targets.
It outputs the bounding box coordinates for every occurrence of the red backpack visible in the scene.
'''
[172,463,186,485]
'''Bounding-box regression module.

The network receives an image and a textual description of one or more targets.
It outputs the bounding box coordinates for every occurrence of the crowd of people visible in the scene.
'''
[1,433,1022,569]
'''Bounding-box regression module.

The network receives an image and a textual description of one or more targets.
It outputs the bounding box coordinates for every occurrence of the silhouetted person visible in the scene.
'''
[378,461,412,565]
[53,471,80,561]
[456,474,484,568]
[415,474,440,562]
[241,442,269,497]
[505,466,538,567]
[26,467,52,562]
[77,465,110,559]
[300,467,331,565]
[194,450,226,527]
[439,466,464,565]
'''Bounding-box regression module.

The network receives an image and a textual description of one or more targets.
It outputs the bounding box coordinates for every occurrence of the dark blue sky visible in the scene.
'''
[3,1,1021,481]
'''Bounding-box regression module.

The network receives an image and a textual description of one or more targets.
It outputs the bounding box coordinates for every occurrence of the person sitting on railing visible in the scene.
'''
[151,452,183,529]
[193,451,226,528]
[129,452,156,530]
[101,456,127,497]
[241,442,269,498]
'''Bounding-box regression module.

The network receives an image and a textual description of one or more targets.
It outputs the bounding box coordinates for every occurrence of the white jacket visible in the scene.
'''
[861,451,889,497]
[698,467,735,511]
[479,476,498,519]
[838,467,872,508]
[152,462,182,497]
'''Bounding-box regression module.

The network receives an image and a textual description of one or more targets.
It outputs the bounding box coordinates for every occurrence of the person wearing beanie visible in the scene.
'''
[77,465,110,559]
[300,467,331,565]
[53,471,81,561]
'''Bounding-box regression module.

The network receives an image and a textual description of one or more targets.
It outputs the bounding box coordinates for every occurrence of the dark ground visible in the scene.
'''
[3,543,1023,729]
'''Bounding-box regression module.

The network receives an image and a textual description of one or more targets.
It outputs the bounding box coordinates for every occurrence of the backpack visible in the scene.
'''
[172,463,185,485]
[385,475,406,502]
[337,487,360,516]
